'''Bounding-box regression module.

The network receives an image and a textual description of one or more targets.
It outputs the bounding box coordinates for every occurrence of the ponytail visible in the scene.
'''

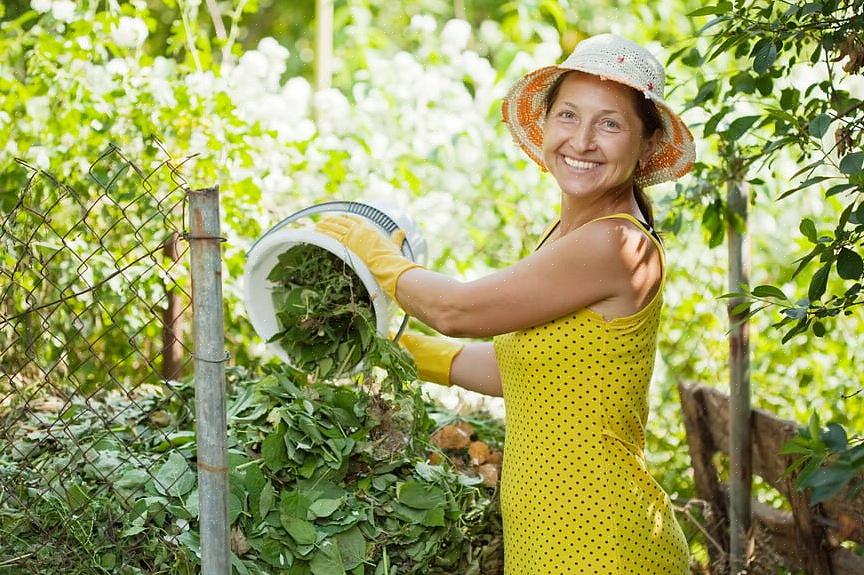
[633,184,654,228]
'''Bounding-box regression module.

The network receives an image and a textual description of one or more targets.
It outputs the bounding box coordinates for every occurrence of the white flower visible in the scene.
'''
[478,20,503,48]
[76,35,92,50]
[28,146,50,170]
[25,96,50,122]
[409,14,436,35]
[282,76,312,115]
[237,50,269,79]
[313,88,350,132]
[535,40,562,65]
[151,56,176,79]
[106,58,129,76]
[30,0,52,14]
[111,16,148,48]
[257,37,290,65]
[50,0,76,22]
[441,19,471,54]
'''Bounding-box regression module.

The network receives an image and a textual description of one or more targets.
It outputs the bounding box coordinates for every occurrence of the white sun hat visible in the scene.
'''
[502,33,695,187]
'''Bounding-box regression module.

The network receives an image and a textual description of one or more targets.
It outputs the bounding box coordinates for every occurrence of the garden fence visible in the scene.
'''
[0,143,229,574]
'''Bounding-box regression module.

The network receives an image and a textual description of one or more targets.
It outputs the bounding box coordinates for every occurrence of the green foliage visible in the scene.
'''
[781,412,864,504]
[1,365,504,575]
[267,245,377,380]
[266,243,417,389]
[681,0,864,340]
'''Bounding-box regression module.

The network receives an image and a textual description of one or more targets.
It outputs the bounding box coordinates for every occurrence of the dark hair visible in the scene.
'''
[544,71,664,228]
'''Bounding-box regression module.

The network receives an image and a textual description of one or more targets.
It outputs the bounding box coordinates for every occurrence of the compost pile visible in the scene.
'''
[0,367,504,575]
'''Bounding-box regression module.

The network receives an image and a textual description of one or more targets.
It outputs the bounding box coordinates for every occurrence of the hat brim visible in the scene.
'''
[502,65,695,187]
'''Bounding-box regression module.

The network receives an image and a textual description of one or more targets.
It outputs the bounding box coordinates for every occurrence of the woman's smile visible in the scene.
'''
[561,155,603,172]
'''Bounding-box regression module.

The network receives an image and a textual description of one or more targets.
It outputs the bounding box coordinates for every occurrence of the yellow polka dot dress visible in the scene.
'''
[492,213,689,574]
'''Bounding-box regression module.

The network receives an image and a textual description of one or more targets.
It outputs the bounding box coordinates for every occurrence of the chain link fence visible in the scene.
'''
[0,142,227,574]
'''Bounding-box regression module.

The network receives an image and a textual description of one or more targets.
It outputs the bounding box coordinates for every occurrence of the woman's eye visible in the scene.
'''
[602,119,620,129]
[559,110,575,119]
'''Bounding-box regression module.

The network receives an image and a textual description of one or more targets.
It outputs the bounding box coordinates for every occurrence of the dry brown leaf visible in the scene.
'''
[148,410,172,427]
[455,420,475,437]
[486,450,503,465]
[431,424,471,449]
[477,463,499,487]
[230,527,251,556]
[468,441,491,466]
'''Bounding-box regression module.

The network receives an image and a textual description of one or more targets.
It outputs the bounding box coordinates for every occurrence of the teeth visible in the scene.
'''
[563,156,600,170]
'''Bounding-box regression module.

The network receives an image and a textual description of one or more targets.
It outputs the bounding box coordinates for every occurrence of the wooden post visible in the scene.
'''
[454,0,466,20]
[162,231,183,381]
[727,166,752,573]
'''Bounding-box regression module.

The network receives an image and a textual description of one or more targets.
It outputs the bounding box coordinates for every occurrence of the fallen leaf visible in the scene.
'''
[468,441,491,466]
[230,527,250,556]
[431,424,471,449]
[477,463,499,487]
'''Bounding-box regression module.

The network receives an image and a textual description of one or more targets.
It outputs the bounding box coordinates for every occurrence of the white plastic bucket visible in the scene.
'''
[243,200,427,374]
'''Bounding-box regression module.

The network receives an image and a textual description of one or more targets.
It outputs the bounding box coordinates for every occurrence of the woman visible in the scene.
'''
[317,33,695,574]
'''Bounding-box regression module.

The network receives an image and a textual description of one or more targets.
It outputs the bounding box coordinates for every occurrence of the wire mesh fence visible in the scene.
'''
[0,142,225,574]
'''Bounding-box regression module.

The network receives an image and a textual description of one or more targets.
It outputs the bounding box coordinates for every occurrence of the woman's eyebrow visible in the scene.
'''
[560,102,625,116]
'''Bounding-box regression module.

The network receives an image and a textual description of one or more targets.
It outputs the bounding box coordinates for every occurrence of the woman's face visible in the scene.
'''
[542,72,658,199]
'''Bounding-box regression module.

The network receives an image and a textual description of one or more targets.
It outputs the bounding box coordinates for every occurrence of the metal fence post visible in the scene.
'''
[188,186,230,574]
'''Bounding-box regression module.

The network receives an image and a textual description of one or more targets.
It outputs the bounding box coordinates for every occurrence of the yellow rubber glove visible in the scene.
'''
[393,330,464,387]
[315,215,422,305]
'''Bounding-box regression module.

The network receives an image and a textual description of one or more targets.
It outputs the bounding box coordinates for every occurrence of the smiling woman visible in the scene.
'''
[315,33,696,575]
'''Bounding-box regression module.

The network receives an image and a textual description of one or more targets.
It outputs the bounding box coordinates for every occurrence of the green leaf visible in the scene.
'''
[421,507,446,527]
[687,2,732,16]
[826,183,855,197]
[260,481,275,519]
[334,526,366,570]
[808,114,832,138]
[724,115,761,140]
[281,491,313,520]
[799,218,817,242]
[808,263,831,301]
[310,539,346,575]
[752,285,787,300]
[308,497,343,519]
[837,248,863,280]
[812,320,826,337]
[820,423,848,453]
[261,538,294,567]
[397,481,446,510]
[807,466,855,504]
[753,40,778,74]
[154,451,196,497]
[839,152,864,175]
[283,515,317,545]
[262,427,288,472]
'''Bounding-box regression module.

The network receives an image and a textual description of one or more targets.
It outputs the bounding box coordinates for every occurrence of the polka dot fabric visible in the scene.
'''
[492,213,689,574]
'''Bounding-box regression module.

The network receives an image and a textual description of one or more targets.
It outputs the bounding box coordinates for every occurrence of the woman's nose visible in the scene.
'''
[570,123,597,151]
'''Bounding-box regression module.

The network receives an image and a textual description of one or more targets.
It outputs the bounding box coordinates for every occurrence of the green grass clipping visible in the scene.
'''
[266,243,416,389]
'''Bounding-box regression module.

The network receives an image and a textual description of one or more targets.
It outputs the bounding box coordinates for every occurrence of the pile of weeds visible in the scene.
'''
[0,365,505,575]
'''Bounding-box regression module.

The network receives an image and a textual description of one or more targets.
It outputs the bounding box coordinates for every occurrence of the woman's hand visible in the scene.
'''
[315,215,422,304]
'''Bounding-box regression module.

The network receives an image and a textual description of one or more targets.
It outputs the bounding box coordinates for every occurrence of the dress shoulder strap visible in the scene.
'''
[534,219,561,251]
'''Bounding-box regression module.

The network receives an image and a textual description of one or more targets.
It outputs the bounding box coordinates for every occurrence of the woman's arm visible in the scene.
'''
[449,342,502,397]
[394,218,638,338]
